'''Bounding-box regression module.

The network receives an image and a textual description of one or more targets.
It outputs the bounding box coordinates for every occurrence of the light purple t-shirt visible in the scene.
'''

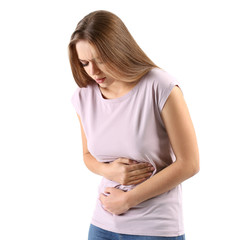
[71,68,184,237]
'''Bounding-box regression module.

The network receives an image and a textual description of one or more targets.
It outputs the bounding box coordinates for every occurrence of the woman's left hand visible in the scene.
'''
[99,187,131,215]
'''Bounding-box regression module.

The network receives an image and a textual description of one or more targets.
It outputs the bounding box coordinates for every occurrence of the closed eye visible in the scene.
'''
[80,61,89,67]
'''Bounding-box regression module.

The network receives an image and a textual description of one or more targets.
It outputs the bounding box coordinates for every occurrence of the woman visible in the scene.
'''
[69,10,199,240]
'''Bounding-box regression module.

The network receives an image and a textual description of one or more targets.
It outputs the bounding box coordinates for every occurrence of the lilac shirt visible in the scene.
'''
[71,68,184,237]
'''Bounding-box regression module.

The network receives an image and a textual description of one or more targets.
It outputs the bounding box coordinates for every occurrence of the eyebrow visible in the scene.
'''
[79,57,100,62]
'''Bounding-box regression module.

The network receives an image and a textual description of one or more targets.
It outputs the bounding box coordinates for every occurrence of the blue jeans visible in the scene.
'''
[88,224,185,240]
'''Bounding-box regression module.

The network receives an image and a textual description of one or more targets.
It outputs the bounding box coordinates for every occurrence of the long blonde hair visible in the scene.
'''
[68,10,157,87]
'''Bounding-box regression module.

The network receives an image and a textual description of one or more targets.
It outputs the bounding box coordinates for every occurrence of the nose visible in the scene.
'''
[89,61,101,76]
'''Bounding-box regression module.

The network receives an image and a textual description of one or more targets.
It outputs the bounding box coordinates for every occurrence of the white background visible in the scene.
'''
[0,0,247,239]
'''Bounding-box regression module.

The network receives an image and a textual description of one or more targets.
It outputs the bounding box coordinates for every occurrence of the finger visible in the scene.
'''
[125,178,149,186]
[128,164,154,176]
[127,171,153,182]
[117,158,136,165]
[104,187,118,194]
[131,167,154,176]
[123,172,153,185]
[104,187,111,194]
[99,193,107,204]
[128,163,154,172]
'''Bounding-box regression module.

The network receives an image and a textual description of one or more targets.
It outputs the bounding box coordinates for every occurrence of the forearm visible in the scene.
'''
[83,153,108,177]
[127,159,199,207]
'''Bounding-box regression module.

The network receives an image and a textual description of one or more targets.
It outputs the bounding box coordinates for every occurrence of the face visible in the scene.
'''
[75,40,116,88]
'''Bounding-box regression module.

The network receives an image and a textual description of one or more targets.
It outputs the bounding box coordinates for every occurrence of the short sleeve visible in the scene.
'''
[156,70,180,112]
[71,88,81,115]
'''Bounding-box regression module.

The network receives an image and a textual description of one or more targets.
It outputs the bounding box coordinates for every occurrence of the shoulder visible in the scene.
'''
[145,68,179,87]
[71,82,97,100]
[143,68,180,111]
[71,82,98,112]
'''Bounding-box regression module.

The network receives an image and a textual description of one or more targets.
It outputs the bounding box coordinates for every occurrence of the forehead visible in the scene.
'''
[75,40,98,61]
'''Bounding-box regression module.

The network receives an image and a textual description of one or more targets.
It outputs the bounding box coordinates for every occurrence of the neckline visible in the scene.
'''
[95,73,147,103]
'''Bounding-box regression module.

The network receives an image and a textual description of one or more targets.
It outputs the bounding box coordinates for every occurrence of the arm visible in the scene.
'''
[76,114,154,185]
[100,86,200,214]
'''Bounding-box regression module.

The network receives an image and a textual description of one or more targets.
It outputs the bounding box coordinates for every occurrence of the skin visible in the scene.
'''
[76,40,155,185]
[75,40,140,98]
[75,40,200,215]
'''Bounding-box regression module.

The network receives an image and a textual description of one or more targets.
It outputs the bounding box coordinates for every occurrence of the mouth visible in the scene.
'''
[95,77,106,84]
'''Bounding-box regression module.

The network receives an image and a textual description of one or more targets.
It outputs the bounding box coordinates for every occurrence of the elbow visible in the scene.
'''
[192,164,200,176]
[190,156,200,177]
[177,157,200,179]
[187,149,200,177]
[179,155,200,178]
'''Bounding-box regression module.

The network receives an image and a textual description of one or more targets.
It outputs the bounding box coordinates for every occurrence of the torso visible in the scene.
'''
[71,68,184,237]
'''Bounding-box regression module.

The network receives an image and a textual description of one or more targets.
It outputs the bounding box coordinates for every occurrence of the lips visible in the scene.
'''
[95,77,106,84]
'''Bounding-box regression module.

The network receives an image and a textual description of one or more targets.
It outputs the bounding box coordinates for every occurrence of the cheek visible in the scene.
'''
[84,67,92,76]
[98,63,110,72]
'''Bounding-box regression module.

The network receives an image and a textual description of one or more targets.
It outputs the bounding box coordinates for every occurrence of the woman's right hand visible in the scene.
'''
[105,158,154,186]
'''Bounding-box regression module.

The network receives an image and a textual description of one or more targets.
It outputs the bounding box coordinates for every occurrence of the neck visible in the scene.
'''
[100,80,139,99]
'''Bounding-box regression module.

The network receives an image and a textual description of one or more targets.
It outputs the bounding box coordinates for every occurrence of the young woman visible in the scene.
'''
[69,10,199,240]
